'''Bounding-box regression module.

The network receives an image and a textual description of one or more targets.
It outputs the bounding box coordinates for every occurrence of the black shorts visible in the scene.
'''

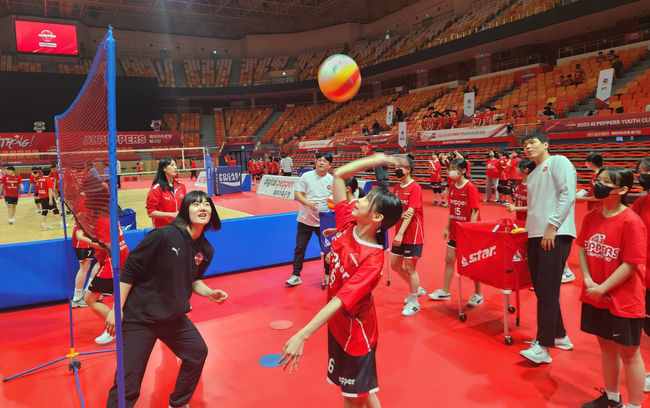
[282,172,292,176]
[580,302,643,346]
[38,198,59,215]
[645,290,650,337]
[326,330,378,398]
[430,182,442,193]
[75,247,95,261]
[447,240,457,249]
[390,243,423,258]
[4,196,18,205]
[88,276,114,295]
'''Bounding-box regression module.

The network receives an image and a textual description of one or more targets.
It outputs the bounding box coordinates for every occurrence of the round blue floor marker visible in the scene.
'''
[259,353,282,368]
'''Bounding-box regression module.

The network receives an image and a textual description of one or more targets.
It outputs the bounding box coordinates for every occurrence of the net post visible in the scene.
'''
[206,153,213,196]
[105,28,127,408]
[182,147,186,170]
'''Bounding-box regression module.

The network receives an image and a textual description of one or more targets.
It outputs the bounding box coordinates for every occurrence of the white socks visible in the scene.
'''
[605,390,619,401]
[407,293,419,304]
[73,288,83,300]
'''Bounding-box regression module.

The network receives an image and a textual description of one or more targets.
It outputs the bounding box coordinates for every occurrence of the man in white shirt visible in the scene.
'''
[520,133,577,364]
[285,152,333,286]
[280,154,293,176]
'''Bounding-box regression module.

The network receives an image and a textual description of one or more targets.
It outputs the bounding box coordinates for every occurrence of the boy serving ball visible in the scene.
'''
[281,153,407,408]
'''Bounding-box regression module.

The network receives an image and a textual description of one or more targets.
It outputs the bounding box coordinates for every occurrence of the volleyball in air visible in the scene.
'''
[318,54,361,103]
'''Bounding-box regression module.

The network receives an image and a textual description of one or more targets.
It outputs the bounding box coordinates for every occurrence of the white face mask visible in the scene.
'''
[448,170,460,179]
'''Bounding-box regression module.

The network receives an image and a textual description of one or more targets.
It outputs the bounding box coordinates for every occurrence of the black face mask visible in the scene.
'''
[593,182,615,199]
[638,173,650,190]
[395,169,405,178]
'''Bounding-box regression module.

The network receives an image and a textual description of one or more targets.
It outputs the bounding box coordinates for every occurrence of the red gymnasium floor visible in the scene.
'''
[1,189,649,408]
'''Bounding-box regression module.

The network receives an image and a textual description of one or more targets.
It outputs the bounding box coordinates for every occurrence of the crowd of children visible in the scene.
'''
[248,155,285,184]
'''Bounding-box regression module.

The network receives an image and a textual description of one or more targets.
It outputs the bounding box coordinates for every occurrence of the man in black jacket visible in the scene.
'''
[105,191,227,408]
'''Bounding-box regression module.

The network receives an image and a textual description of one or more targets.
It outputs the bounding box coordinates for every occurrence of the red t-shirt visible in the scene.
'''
[362,144,373,157]
[328,201,384,356]
[486,158,500,178]
[448,180,480,241]
[271,161,280,174]
[146,182,187,228]
[2,174,22,197]
[512,180,528,222]
[578,208,647,318]
[498,157,509,180]
[72,224,89,249]
[631,194,650,286]
[392,180,424,245]
[429,160,441,183]
[36,176,53,199]
[472,113,482,126]
[482,112,493,126]
[508,157,522,180]
[574,69,585,83]
[50,170,59,189]
[190,160,197,170]
[93,217,129,279]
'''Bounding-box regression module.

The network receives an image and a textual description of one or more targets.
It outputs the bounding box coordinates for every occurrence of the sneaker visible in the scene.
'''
[404,286,427,304]
[95,331,115,345]
[35,209,42,214]
[441,202,449,208]
[428,289,451,301]
[71,298,87,308]
[520,340,552,364]
[401,301,421,316]
[554,335,574,350]
[432,201,439,206]
[324,274,329,285]
[581,389,623,408]
[41,225,53,231]
[285,275,302,286]
[645,373,650,392]
[562,267,576,283]
[467,293,484,307]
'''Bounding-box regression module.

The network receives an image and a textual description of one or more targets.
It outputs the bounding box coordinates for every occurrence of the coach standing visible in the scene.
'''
[520,133,577,364]
[285,152,333,286]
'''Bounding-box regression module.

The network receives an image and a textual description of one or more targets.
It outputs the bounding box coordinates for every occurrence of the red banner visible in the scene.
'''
[345,132,398,145]
[541,112,650,134]
[15,21,78,55]
[0,131,181,152]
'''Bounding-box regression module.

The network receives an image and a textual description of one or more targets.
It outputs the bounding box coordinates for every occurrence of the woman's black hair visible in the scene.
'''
[449,158,468,175]
[517,158,536,173]
[365,188,403,247]
[597,167,634,205]
[152,157,177,192]
[636,156,650,172]
[345,177,365,198]
[173,190,221,234]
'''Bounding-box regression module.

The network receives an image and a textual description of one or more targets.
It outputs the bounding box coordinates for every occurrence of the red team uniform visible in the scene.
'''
[327,201,384,396]
[146,182,187,228]
[448,180,481,243]
[87,217,130,294]
[512,180,528,222]
[429,161,442,183]
[392,180,424,257]
[2,174,22,203]
[631,194,650,318]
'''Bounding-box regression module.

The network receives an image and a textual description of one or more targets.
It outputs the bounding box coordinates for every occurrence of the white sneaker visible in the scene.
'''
[71,298,88,308]
[554,335,573,350]
[520,340,552,364]
[644,373,650,392]
[404,286,427,304]
[41,225,53,231]
[35,209,42,214]
[285,275,302,286]
[467,293,484,307]
[561,267,575,283]
[324,275,329,285]
[8,218,15,224]
[401,301,421,316]
[95,331,115,345]
[428,289,451,301]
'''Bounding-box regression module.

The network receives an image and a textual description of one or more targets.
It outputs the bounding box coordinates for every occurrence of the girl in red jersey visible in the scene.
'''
[484,150,501,202]
[281,153,405,408]
[146,157,187,229]
[578,167,647,408]
[505,158,536,222]
[429,152,443,205]
[429,158,483,306]
[497,151,510,204]
[391,154,426,316]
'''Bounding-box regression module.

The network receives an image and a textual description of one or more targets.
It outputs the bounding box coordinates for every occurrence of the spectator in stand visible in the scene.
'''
[596,51,608,63]
[482,107,494,126]
[449,110,461,128]
[472,85,478,95]
[607,49,617,61]
[612,55,624,79]
[615,106,624,114]
[565,74,575,86]
[361,139,373,157]
[362,124,370,136]
[511,104,525,119]
[395,107,404,124]
[484,150,501,203]
[372,120,381,135]
[280,154,293,177]
[472,108,483,127]
[574,64,586,84]
[540,102,557,120]
[285,152,333,287]
[435,112,446,130]
[555,75,566,87]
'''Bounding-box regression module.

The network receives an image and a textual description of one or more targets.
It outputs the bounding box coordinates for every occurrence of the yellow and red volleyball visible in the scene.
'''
[318,54,361,103]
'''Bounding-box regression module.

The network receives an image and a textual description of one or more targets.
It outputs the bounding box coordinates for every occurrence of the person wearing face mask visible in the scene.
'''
[631,157,650,393]
[391,155,426,316]
[146,157,187,229]
[578,167,647,408]
[429,158,483,306]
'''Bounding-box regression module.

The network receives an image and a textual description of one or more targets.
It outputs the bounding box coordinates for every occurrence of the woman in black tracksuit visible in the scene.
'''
[105,190,227,408]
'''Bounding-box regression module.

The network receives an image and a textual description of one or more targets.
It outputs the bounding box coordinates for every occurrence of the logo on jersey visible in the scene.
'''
[194,252,204,265]
[584,233,620,262]
[461,245,497,267]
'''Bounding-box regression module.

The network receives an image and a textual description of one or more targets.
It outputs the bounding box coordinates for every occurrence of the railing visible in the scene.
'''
[471,54,545,76]
[557,32,649,59]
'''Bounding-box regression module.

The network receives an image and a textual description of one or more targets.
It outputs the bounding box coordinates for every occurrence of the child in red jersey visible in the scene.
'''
[1,165,23,224]
[472,108,483,126]
[36,167,59,230]
[429,158,483,306]
[429,152,443,205]
[507,150,522,203]
[281,153,405,407]
[505,158,536,223]
[29,167,42,213]
[578,167,647,408]
[497,150,510,204]
[391,154,426,316]
[70,221,100,308]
